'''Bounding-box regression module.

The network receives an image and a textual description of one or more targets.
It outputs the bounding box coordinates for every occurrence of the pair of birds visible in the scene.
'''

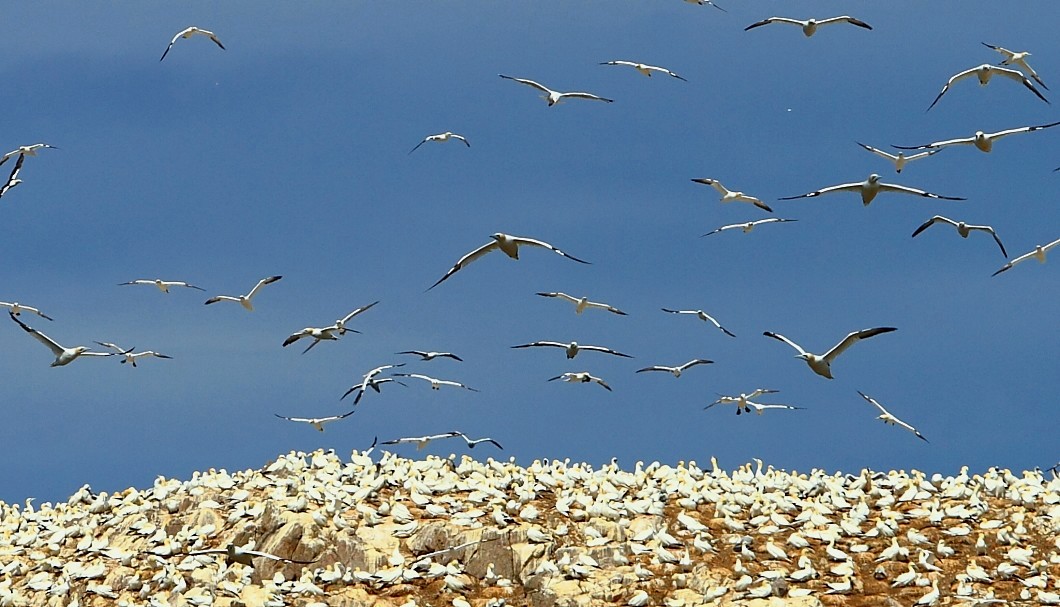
[0,143,59,200]
[8,313,169,367]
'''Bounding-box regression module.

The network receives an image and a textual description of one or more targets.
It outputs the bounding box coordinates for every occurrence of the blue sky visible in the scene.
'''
[1,2,1057,504]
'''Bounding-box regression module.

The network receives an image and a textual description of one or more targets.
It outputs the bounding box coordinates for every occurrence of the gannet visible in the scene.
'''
[8,312,115,367]
[536,292,626,315]
[396,350,463,362]
[763,326,897,379]
[992,237,1060,276]
[185,544,315,567]
[283,301,377,353]
[599,60,686,81]
[927,63,1048,110]
[498,75,613,106]
[661,308,735,337]
[779,173,965,206]
[333,300,379,335]
[204,275,282,310]
[744,16,872,37]
[911,216,1007,257]
[683,0,726,12]
[704,399,802,415]
[893,121,1060,153]
[708,389,780,413]
[392,373,478,392]
[636,359,713,377]
[94,342,172,367]
[341,364,406,403]
[429,233,589,290]
[381,431,502,450]
[408,132,470,155]
[0,301,53,321]
[691,178,773,212]
[0,154,24,198]
[511,340,632,359]
[548,371,612,391]
[701,218,797,237]
[855,142,940,173]
[982,42,1048,89]
[0,143,58,167]
[274,410,355,432]
[858,391,928,442]
[160,27,225,62]
[118,279,205,293]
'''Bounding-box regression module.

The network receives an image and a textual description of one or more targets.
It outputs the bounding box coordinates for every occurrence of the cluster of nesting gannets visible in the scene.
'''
[1,451,1059,606]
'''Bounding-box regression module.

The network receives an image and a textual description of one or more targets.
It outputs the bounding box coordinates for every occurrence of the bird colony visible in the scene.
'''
[2,450,1060,606]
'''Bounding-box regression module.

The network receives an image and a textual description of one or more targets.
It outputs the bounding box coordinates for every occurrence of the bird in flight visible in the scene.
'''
[858,391,928,442]
[927,64,1048,111]
[599,60,687,81]
[118,279,205,293]
[160,26,225,61]
[0,301,53,321]
[499,75,613,106]
[0,154,24,199]
[186,544,315,567]
[636,359,713,378]
[779,173,965,206]
[0,143,58,167]
[408,132,470,155]
[661,308,736,337]
[512,340,632,359]
[911,216,1007,258]
[274,410,355,432]
[691,178,773,213]
[705,398,802,416]
[982,42,1048,89]
[536,292,627,315]
[992,237,1060,276]
[548,371,612,391]
[381,431,502,450]
[744,16,872,37]
[342,364,406,403]
[283,301,377,353]
[428,233,589,290]
[701,218,797,237]
[683,0,726,12]
[94,342,173,367]
[8,313,115,367]
[204,276,282,311]
[763,327,897,379]
[392,373,479,392]
[855,142,941,174]
[708,389,781,414]
[396,350,463,362]
[893,121,1060,154]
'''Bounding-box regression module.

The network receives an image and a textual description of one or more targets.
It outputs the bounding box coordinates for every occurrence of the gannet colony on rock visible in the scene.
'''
[2,450,1058,607]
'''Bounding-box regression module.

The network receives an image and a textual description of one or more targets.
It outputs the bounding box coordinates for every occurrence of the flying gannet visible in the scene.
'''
[283,301,377,353]
[341,364,406,403]
[185,544,315,567]
[911,216,1007,257]
[428,233,589,290]
[0,154,24,198]
[118,279,205,293]
[599,60,687,81]
[548,371,612,391]
[381,431,502,450]
[408,132,470,155]
[763,327,897,379]
[204,275,282,310]
[396,350,463,362]
[991,237,1060,276]
[536,292,626,315]
[982,43,1048,89]
[701,218,797,237]
[683,0,726,12]
[392,373,479,392]
[858,391,928,442]
[94,342,172,367]
[8,313,115,367]
[779,173,965,206]
[0,301,53,321]
[744,16,872,37]
[511,340,632,359]
[893,121,1060,153]
[636,359,713,377]
[855,142,941,174]
[0,143,58,167]
[691,178,773,212]
[708,389,781,413]
[499,75,613,106]
[661,308,736,337]
[927,64,1048,111]
[160,27,225,62]
[274,410,355,432]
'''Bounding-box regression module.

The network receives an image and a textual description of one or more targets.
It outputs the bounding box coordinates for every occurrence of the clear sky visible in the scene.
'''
[1,2,1057,504]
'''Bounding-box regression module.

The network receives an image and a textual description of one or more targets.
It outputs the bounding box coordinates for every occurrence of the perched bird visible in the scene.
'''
[160,26,225,61]
[274,410,355,432]
[0,301,53,321]
[8,313,115,367]
[0,143,58,167]
[992,237,1060,276]
[683,0,726,12]
[779,173,965,206]
[763,327,897,379]
[118,279,205,293]
[0,154,24,199]
[429,233,589,290]
[911,216,1007,257]
[396,350,463,362]
[927,63,1048,111]
[536,292,626,315]
[204,276,282,310]
[855,142,940,174]
[548,371,612,391]
[599,60,686,81]
[636,359,713,377]
[691,178,773,212]
[408,132,470,155]
[94,342,172,367]
[982,42,1048,89]
[858,391,928,442]
[661,308,735,337]
[893,121,1060,153]
[392,373,478,392]
[186,544,315,567]
[499,75,613,106]
[512,340,632,359]
[701,218,797,237]
[744,16,872,37]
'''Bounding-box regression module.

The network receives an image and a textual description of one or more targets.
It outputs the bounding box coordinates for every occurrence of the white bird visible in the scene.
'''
[705,399,802,416]
[333,301,379,335]
[428,233,589,290]
[341,364,406,403]
[0,154,24,199]
[744,16,872,37]
[599,60,686,81]
[983,42,1048,89]
[392,373,478,392]
[204,275,282,310]
[498,75,613,106]
[382,431,502,450]
[548,371,612,391]
[0,301,53,321]
[283,301,377,353]
[780,174,965,206]
[701,218,797,237]
[94,342,173,367]
[408,132,470,155]
[927,63,1048,110]
[911,216,1007,257]
[0,143,58,167]
[511,340,632,359]
[856,142,941,174]
[709,389,780,414]
[915,578,940,606]
[858,391,928,442]
[683,0,726,12]
[185,544,315,567]
[763,327,897,379]
[893,121,1060,153]
[396,350,463,362]
[691,178,773,212]
[992,237,1060,276]
[160,27,225,61]
[118,279,205,293]
[536,292,626,315]
[661,308,735,337]
[274,410,355,432]
[636,359,713,377]
[8,313,115,367]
